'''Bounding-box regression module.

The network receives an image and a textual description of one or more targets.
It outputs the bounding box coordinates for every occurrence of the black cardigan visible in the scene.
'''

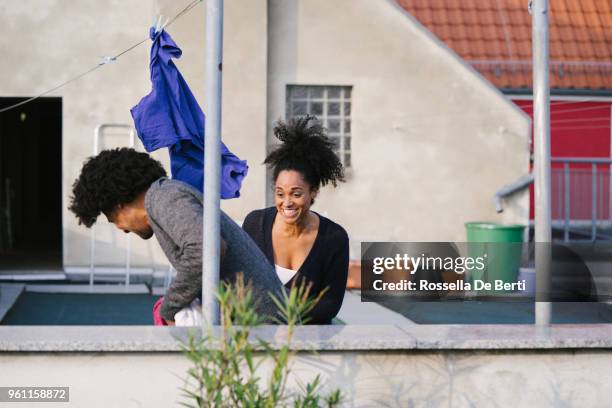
[242,207,349,324]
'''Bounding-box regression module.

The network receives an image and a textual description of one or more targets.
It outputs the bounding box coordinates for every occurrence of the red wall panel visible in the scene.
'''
[512,100,612,220]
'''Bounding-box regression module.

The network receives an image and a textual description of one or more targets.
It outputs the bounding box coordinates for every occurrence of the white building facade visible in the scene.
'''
[0,0,530,271]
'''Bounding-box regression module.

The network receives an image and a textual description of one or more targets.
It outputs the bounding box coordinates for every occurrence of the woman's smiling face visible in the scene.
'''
[274,170,317,225]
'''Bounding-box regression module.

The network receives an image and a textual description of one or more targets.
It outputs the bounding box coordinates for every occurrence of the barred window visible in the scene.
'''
[286,85,352,167]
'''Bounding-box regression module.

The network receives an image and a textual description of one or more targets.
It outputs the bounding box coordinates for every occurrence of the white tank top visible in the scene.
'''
[275,264,297,285]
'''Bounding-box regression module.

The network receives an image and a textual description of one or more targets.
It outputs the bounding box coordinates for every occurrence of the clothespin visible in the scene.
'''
[99,56,117,66]
[153,14,169,33]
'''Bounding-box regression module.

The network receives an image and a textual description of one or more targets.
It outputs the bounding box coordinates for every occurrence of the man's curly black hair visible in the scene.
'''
[69,147,167,228]
[265,115,345,191]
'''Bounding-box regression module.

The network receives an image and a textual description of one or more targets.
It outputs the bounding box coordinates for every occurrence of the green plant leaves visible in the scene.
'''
[178,276,342,408]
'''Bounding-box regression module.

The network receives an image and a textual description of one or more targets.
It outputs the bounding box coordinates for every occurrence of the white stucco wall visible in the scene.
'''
[156,0,270,220]
[0,0,165,268]
[0,0,268,269]
[1,0,530,269]
[2,350,611,407]
[267,0,531,246]
[2,324,612,407]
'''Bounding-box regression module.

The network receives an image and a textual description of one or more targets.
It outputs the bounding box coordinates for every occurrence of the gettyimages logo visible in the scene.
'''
[369,251,495,292]
[360,242,607,302]
[372,253,487,275]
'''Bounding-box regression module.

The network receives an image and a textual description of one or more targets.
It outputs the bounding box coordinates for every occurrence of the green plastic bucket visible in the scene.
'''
[465,222,525,293]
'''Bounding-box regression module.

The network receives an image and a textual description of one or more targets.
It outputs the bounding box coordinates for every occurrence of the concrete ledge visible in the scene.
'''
[2,324,612,352]
[397,323,612,349]
[0,272,66,281]
[64,267,154,275]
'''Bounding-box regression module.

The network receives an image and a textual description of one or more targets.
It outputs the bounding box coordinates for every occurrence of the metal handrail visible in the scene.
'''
[551,157,612,164]
[90,124,137,291]
[494,156,612,242]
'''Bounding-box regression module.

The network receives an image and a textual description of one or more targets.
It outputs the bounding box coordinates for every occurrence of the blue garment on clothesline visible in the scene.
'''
[130,28,247,198]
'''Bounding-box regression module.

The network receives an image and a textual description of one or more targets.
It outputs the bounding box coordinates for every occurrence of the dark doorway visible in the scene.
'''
[0,97,62,271]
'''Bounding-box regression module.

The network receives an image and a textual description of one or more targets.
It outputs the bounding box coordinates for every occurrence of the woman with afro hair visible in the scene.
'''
[242,115,349,324]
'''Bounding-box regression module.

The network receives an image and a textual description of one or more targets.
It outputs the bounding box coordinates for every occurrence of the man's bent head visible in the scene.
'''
[69,147,166,239]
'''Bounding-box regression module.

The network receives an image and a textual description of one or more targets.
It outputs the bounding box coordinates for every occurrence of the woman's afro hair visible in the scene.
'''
[69,147,167,228]
[265,115,345,190]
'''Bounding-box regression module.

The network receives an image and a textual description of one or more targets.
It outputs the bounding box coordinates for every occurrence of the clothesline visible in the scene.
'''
[0,0,202,115]
[0,0,609,125]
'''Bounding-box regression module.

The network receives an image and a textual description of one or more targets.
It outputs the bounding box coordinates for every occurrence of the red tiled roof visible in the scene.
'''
[397,0,612,90]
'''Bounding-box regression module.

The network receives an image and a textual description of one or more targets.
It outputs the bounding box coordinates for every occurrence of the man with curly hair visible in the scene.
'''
[69,147,284,324]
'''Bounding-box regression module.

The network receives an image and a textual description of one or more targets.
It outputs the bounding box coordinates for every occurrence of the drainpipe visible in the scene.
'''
[493,173,534,213]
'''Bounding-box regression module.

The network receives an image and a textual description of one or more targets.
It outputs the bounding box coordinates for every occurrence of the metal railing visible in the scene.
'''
[495,157,612,243]
[551,157,612,242]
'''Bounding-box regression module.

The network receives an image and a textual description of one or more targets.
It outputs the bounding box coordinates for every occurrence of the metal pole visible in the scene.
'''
[564,162,570,243]
[90,126,101,290]
[203,0,223,327]
[531,0,552,326]
[126,129,136,290]
[592,163,597,241]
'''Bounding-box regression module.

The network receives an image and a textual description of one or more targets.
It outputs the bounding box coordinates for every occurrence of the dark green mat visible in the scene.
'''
[2,292,160,325]
[376,298,612,324]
